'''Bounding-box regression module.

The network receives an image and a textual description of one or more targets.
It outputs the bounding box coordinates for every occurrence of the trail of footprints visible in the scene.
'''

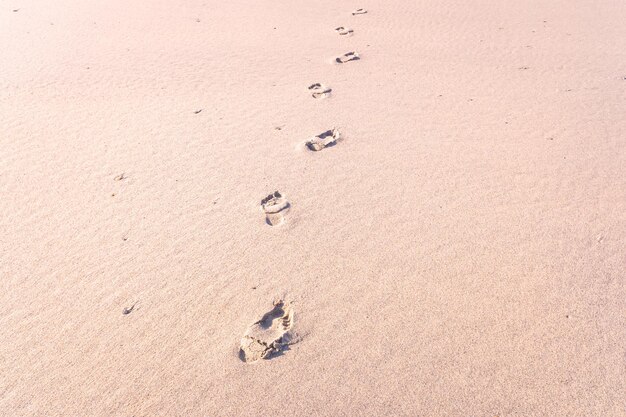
[244,8,368,363]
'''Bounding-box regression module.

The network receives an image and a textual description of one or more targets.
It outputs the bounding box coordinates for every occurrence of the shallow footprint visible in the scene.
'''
[352,8,368,15]
[308,83,332,99]
[335,26,354,36]
[261,191,290,226]
[335,51,360,64]
[306,128,341,151]
[239,300,294,363]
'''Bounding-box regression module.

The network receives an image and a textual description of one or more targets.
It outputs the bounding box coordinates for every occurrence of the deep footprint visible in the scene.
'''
[306,128,341,151]
[335,26,354,36]
[239,300,294,363]
[308,83,332,99]
[261,191,290,226]
[335,51,360,64]
[352,8,368,15]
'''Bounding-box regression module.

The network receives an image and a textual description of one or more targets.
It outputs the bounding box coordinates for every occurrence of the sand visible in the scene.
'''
[1,0,625,415]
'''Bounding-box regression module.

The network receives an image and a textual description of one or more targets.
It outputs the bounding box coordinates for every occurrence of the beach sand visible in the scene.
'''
[1,0,625,415]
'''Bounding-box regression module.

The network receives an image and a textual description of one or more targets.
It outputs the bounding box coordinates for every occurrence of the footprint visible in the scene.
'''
[335,26,354,36]
[308,83,332,99]
[239,300,295,363]
[261,191,290,226]
[352,8,367,15]
[335,51,360,64]
[306,128,341,151]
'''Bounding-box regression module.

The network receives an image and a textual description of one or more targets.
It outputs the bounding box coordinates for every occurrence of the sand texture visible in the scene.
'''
[1,0,625,415]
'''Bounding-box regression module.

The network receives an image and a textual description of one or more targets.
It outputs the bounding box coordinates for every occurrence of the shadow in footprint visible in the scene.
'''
[335,52,360,64]
[261,191,290,226]
[308,83,332,99]
[352,8,368,15]
[306,128,341,152]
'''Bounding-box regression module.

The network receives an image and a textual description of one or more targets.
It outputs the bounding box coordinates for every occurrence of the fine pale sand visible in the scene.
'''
[1,0,625,415]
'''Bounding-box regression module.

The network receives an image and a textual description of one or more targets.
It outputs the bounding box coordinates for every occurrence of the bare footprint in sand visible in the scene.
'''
[306,128,341,151]
[261,191,290,226]
[239,300,294,363]
[335,26,354,36]
[352,8,368,15]
[308,83,332,99]
[335,51,360,64]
